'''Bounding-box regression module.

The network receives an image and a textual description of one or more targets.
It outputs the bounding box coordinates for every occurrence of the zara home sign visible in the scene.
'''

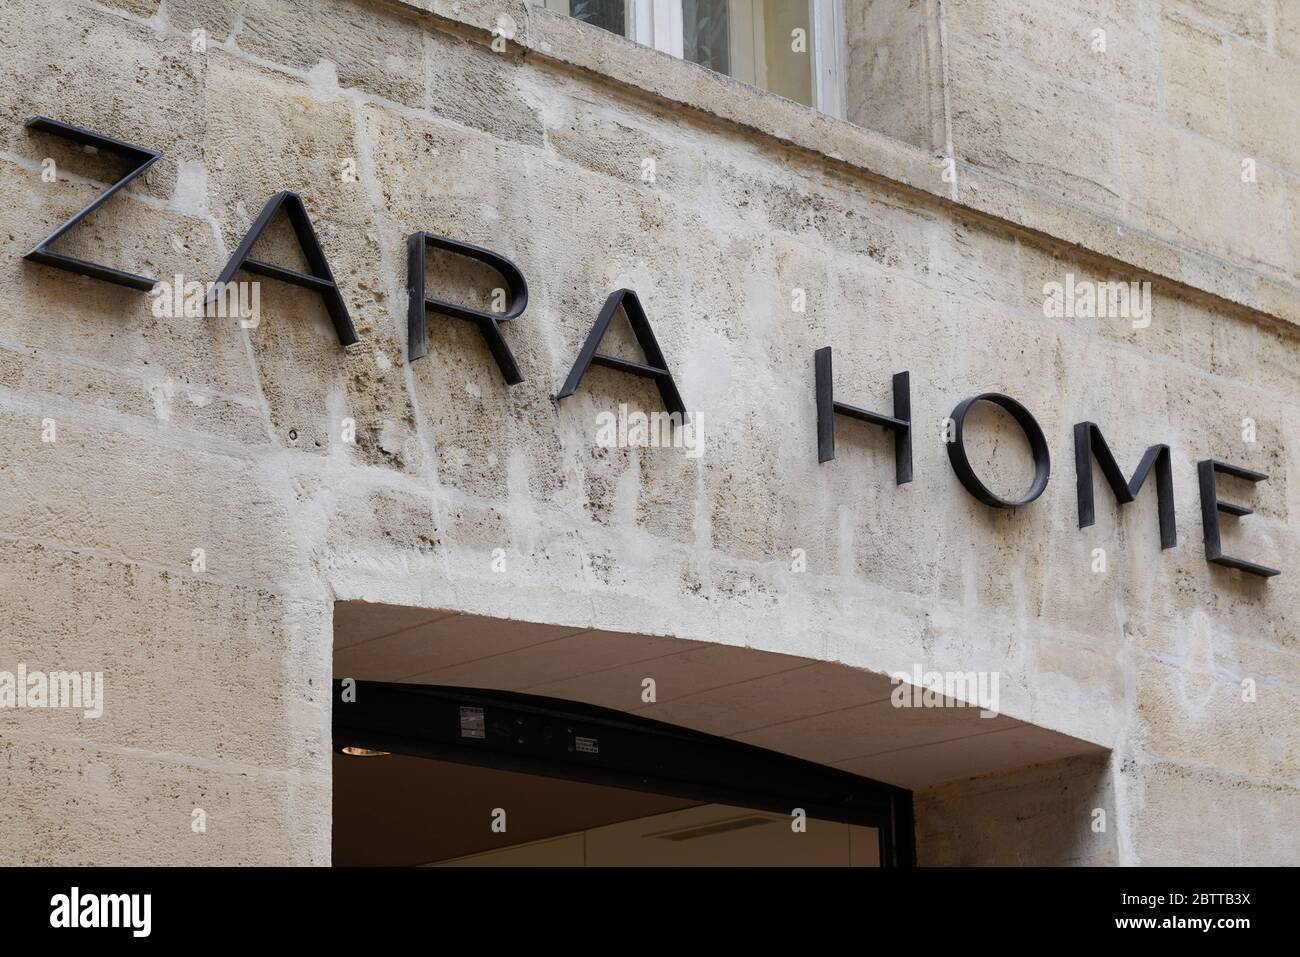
[22,116,1280,579]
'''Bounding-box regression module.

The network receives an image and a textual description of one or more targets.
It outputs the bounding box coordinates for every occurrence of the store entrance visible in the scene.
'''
[333,681,913,867]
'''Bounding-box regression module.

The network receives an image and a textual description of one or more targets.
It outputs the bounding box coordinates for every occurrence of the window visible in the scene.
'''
[537,0,846,118]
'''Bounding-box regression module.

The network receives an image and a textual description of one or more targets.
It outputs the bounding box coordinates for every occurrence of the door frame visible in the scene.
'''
[334,679,916,866]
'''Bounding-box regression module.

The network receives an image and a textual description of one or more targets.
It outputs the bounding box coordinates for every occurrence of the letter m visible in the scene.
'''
[1074,422,1176,549]
[102,895,130,928]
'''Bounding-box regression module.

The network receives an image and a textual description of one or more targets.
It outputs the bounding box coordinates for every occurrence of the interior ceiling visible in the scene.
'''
[333,601,1106,790]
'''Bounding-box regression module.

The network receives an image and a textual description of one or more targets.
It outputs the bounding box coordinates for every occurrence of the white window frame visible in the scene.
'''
[536,0,846,118]
[810,0,847,120]
[631,0,684,58]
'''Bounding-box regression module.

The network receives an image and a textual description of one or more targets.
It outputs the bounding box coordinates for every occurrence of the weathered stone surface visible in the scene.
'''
[0,735,328,865]
[1230,41,1300,171]
[0,410,315,595]
[1129,759,1300,865]
[0,4,205,201]
[0,0,1295,868]
[1115,114,1293,275]
[1004,0,1160,109]
[1164,15,1232,140]
[1170,0,1271,44]
[845,0,945,149]
[203,51,371,236]
[1281,0,1300,61]
[0,159,259,398]
[943,0,1300,296]
[0,541,330,768]
[948,43,1127,215]
[238,0,426,108]
[914,755,1117,866]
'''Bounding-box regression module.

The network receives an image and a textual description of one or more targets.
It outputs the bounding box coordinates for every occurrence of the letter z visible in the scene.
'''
[25,116,161,290]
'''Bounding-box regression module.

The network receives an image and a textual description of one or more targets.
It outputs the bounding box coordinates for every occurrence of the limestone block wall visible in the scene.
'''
[846,0,946,150]
[915,754,1117,866]
[0,0,1295,864]
[942,0,1300,296]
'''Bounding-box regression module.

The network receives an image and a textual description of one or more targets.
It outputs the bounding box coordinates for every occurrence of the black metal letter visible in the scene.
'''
[407,232,526,383]
[1074,422,1176,549]
[24,116,161,290]
[208,191,357,346]
[557,289,686,418]
[946,393,1051,508]
[814,346,911,485]
[1197,460,1279,577]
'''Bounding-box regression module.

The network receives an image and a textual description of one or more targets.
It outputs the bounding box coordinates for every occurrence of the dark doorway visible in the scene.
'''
[334,680,915,866]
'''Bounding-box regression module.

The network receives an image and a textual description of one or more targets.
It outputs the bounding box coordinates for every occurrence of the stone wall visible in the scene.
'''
[0,0,1295,864]
[915,754,1117,866]
[943,0,1300,297]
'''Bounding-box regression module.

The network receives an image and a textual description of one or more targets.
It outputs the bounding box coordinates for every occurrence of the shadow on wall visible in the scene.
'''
[913,753,1116,865]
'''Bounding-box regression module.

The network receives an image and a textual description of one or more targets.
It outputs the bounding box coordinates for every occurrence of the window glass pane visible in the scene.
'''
[568,0,628,37]
[686,1,814,109]
[546,0,835,116]
[683,0,730,75]
[761,0,813,107]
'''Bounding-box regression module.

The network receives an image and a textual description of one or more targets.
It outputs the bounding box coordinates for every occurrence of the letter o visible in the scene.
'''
[946,393,1051,508]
